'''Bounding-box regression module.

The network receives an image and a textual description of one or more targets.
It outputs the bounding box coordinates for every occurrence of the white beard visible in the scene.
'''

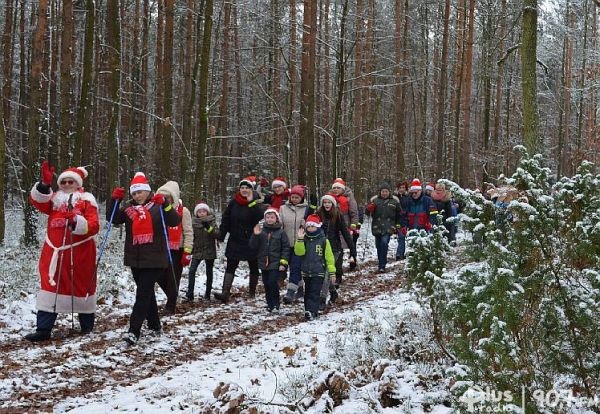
[52,190,83,211]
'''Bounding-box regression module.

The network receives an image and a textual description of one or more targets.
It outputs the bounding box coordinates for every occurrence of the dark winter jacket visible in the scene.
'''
[249,222,291,271]
[191,214,220,260]
[294,229,336,277]
[107,196,181,269]
[319,210,357,257]
[219,192,265,261]
[401,194,437,231]
[264,189,289,210]
[366,195,402,236]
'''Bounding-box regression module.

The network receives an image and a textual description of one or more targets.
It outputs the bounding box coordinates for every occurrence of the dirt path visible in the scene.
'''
[0,260,407,412]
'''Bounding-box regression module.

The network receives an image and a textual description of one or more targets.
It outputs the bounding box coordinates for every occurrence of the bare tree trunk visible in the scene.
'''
[157,0,174,183]
[557,1,572,177]
[394,0,407,176]
[73,0,94,167]
[2,0,15,129]
[521,0,540,154]
[193,0,214,199]
[105,0,121,196]
[59,0,73,167]
[0,77,6,244]
[287,0,297,181]
[575,0,590,169]
[23,0,49,245]
[459,0,474,186]
[492,0,507,178]
[435,0,450,178]
[332,0,349,180]
[451,0,465,181]
[298,0,317,188]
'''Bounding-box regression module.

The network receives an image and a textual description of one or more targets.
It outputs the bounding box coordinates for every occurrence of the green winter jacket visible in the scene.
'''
[294,230,336,277]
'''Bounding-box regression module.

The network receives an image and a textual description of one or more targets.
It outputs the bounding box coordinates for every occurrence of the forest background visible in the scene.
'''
[0,0,598,245]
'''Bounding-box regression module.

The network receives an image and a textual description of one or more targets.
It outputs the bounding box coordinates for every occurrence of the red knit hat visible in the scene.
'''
[271,176,287,189]
[130,172,151,194]
[289,185,305,198]
[305,214,322,228]
[409,178,422,192]
[57,167,88,188]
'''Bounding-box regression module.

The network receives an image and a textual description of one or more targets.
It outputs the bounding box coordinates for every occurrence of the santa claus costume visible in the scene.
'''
[25,163,99,342]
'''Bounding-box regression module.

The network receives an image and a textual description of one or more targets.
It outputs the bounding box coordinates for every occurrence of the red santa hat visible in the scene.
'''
[331,178,346,190]
[320,194,337,207]
[425,182,435,192]
[271,177,287,189]
[239,175,256,189]
[194,201,211,215]
[305,214,322,228]
[57,167,88,188]
[130,172,151,194]
[409,178,423,192]
[264,207,280,222]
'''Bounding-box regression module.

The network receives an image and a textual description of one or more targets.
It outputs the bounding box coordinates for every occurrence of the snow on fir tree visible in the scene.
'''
[408,147,599,413]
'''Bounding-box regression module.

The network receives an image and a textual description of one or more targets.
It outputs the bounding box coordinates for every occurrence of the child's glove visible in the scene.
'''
[180,254,192,267]
[366,203,376,214]
[151,193,166,205]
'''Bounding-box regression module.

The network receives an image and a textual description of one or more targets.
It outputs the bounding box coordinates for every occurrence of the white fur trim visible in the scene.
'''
[57,170,83,187]
[320,194,337,207]
[130,183,151,193]
[305,220,322,228]
[72,215,89,236]
[30,184,53,203]
[37,290,96,313]
[409,185,422,192]
[194,203,211,215]
[264,208,280,222]
[425,185,434,192]
[272,179,287,188]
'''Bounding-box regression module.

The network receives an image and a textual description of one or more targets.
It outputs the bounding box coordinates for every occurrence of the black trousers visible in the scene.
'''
[156,249,183,311]
[303,275,325,317]
[129,267,162,337]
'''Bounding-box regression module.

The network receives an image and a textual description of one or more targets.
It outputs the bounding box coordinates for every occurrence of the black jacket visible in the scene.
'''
[219,194,265,261]
[249,223,291,271]
[107,196,181,269]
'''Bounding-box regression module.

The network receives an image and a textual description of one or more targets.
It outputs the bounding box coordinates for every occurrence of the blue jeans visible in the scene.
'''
[262,269,280,310]
[375,234,391,269]
[395,233,406,259]
[303,275,325,317]
[288,252,302,286]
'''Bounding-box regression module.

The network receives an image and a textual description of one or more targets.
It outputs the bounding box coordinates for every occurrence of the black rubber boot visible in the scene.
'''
[24,330,51,342]
[214,273,235,303]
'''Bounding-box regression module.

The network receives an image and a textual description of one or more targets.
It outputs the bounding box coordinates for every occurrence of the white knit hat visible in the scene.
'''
[320,194,337,207]
[194,202,211,215]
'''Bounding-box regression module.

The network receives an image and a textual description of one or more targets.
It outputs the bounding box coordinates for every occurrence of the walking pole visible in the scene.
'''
[159,206,178,294]
[86,199,120,300]
[53,222,70,313]
[68,196,75,331]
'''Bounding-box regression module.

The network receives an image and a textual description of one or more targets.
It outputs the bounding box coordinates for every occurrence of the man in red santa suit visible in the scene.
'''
[25,161,100,342]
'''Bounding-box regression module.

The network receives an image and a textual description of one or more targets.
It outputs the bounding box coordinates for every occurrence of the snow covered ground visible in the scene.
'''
[0,207,453,413]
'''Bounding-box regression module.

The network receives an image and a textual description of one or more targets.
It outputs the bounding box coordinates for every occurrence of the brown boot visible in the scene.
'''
[248,274,259,298]
[214,273,235,303]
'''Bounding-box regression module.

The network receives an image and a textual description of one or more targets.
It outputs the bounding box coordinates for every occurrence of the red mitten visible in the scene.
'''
[41,160,55,185]
[112,187,126,200]
[151,193,166,205]
[400,227,408,236]
[180,254,192,267]
[366,203,376,214]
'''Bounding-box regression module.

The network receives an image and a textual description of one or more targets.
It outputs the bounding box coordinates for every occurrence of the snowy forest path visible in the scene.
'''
[0,259,407,412]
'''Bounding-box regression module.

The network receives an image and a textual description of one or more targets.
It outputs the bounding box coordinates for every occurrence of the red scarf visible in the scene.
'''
[167,204,184,250]
[235,192,251,206]
[331,193,349,214]
[125,204,154,245]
